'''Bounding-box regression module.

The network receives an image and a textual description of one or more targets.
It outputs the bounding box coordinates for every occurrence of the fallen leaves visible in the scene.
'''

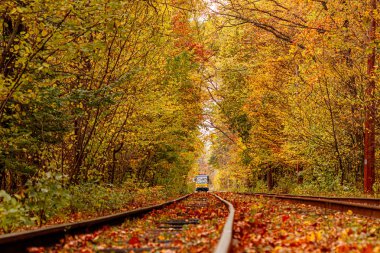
[217,193,380,253]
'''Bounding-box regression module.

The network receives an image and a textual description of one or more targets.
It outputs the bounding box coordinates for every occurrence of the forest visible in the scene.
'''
[0,0,379,232]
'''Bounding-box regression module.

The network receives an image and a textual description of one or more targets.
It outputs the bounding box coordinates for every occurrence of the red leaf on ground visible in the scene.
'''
[282,214,290,223]
[128,236,140,245]
[363,244,373,253]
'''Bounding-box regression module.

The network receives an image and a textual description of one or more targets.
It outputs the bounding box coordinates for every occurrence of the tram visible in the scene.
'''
[194,174,209,192]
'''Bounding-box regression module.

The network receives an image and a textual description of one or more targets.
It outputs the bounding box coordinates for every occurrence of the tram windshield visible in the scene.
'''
[195,176,208,184]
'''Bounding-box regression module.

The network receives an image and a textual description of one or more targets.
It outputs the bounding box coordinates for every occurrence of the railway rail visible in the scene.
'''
[239,192,380,219]
[0,193,235,253]
[250,192,380,206]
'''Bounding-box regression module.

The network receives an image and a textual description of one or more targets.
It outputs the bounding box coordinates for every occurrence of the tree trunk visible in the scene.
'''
[296,162,303,184]
[364,0,377,193]
[110,143,123,184]
[267,166,273,191]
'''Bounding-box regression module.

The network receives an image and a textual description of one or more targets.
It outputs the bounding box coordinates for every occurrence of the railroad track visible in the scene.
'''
[239,192,380,219]
[0,193,235,253]
[3,191,377,252]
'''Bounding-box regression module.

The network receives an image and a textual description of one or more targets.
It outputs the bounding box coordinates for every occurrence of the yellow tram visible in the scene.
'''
[194,174,209,192]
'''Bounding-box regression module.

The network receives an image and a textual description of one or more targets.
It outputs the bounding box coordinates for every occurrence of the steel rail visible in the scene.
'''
[0,194,191,253]
[212,193,235,253]
[240,193,380,219]
[252,192,380,206]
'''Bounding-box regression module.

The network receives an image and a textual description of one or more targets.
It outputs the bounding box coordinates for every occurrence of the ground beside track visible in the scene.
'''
[217,192,380,253]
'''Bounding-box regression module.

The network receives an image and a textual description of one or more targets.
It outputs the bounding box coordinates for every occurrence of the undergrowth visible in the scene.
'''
[0,172,179,234]
[249,178,377,198]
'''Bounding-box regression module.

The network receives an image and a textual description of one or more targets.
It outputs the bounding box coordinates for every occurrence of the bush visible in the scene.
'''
[0,190,34,233]
[274,175,295,194]
[133,185,166,204]
[68,182,135,215]
[374,180,380,198]
[0,173,172,233]
[25,172,70,225]
[252,180,267,193]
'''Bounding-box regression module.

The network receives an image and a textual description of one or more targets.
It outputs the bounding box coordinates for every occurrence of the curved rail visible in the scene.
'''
[240,193,380,219]
[0,194,191,253]
[212,193,235,253]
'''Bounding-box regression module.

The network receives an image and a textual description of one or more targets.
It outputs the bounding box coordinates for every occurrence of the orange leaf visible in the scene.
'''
[27,247,45,253]
[363,244,373,253]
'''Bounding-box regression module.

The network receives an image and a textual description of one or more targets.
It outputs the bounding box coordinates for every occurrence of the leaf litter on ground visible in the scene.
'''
[217,192,379,253]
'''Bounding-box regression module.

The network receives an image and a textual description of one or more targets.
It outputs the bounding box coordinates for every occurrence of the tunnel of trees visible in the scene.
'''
[0,0,379,230]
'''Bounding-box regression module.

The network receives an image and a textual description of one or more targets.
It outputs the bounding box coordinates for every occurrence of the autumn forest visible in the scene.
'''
[0,0,379,233]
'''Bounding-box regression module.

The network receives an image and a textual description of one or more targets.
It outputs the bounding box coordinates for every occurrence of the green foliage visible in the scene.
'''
[0,190,34,233]
[0,172,177,233]
[0,0,205,196]
[25,172,70,225]
[133,185,167,204]
[3,0,204,218]
[251,180,267,193]
[273,175,296,194]
[68,180,170,215]
[68,183,133,215]
[373,180,380,198]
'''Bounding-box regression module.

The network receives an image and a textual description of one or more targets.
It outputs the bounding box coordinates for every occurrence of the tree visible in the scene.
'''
[364,0,376,193]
